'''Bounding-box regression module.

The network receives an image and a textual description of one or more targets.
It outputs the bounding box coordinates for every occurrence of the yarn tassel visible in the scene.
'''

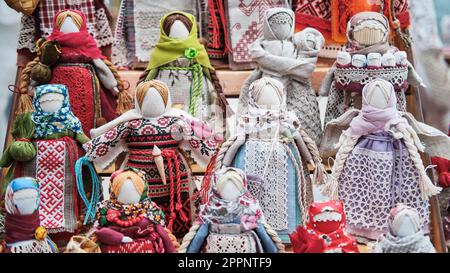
[116,89,134,115]
[153,146,166,185]
[321,177,339,200]
[75,156,102,225]
[419,167,442,200]
[16,93,33,115]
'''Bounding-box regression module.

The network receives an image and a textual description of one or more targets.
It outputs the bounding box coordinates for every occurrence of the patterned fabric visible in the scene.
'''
[294,0,332,39]
[100,238,163,253]
[338,134,430,241]
[32,84,84,139]
[205,227,263,253]
[226,0,289,69]
[207,0,229,58]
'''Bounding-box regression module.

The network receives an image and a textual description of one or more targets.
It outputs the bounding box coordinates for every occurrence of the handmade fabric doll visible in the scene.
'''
[289,200,359,253]
[3,177,58,253]
[222,77,327,243]
[179,167,283,253]
[1,84,90,238]
[95,169,177,253]
[84,80,222,236]
[237,8,324,144]
[138,11,228,135]
[18,9,133,137]
[14,0,114,66]
[112,0,198,68]
[322,79,450,241]
[320,12,424,127]
[374,203,436,253]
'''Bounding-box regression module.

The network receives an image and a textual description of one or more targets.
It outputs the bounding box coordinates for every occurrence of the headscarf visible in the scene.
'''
[198,167,263,224]
[146,11,213,70]
[345,79,408,138]
[31,84,84,138]
[388,203,421,236]
[5,177,40,215]
[47,9,105,60]
[345,12,393,55]
[263,8,294,41]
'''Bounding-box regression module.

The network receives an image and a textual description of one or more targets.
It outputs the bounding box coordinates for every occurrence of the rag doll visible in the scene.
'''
[3,177,58,253]
[222,77,327,243]
[1,84,90,238]
[238,7,324,144]
[321,79,450,242]
[84,80,222,236]
[138,11,228,135]
[95,169,178,253]
[17,9,133,137]
[374,203,436,253]
[179,167,283,253]
[289,200,359,253]
[14,0,114,66]
[320,12,424,128]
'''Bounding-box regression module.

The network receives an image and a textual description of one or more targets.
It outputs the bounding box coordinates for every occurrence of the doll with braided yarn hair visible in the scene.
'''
[17,9,133,138]
[138,11,229,136]
[322,79,450,242]
[95,169,177,253]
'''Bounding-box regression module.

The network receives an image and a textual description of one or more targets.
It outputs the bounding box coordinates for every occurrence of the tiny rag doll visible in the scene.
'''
[374,203,436,253]
[17,9,133,137]
[84,80,222,236]
[1,84,90,238]
[95,169,177,253]
[3,177,58,253]
[320,12,424,128]
[138,11,228,135]
[289,200,359,253]
[321,79,450,242]
[179,167,283,253]
[222,77,327,243]
[238,7,324,144]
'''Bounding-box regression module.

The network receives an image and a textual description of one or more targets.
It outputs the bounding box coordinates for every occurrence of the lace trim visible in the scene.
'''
[205,231,262,253]
[17,14,37,52]
[111,0,129,67]
[244,140,288,231]
[334,66,409,87]
[8,240,55,253]
[94,8,114,47]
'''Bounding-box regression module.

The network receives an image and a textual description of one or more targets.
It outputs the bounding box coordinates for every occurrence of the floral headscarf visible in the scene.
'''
[198,167,263,225]
[31,84,83,138]
[5,177,40,215]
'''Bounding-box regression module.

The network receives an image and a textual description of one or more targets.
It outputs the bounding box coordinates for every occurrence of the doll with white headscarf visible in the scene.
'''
[374,203,436,253]
[321,79,450,242]
[222,77,327,243]
[3,177,58,253]
[84,80,222,236]
[179,167,282,253]
[237,7,325,144]
[320,12,424,132]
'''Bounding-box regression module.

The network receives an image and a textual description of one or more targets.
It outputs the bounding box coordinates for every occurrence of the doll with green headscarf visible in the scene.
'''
[138,11,229,136]
[0,84,90,240]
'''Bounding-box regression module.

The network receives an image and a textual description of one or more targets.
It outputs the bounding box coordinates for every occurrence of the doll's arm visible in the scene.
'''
[255,223,278,253]
[186,223,210,253]
[92,59,119,95]
[293,131,313,163]
[96,227,130,246]
[318,65,336,97]
[407,61,425,87]
[155,224,177,253]
[75,132,90,145]
[222,136,246,167]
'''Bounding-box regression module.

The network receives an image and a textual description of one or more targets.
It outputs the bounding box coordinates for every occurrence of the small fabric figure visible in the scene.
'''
[3,177,58,253]
[431,126,450,188]
[95,169,177,253]
[180,167,282,253]
[289,200,359,253]
[224,77,327,243]
[321,79,450,241]
[374,204,436,253]
[320,12,424,133]
[138,11,228,135]
[1,84,90,238]
[238,7,324,144]
[84,80,222,236]
[18,9,133,137]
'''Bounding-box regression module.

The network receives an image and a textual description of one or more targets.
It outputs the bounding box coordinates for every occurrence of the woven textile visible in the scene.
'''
[205,229,262,253]
[101,238,161,253]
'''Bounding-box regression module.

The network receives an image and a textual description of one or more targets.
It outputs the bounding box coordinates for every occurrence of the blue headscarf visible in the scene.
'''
[31,84,83,138]
[5,177,40,215]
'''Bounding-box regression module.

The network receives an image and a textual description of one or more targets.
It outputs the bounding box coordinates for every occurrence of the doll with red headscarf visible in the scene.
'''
[289,200,359,253]
[17,9,133,137]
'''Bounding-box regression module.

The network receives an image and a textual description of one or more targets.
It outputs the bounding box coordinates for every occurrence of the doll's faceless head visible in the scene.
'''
[336,51,352,66]
[216,170,245,202]
[163,13,192,39]
[250,77,285,110]
[264,8,294,41]
[56,11,83,33]
[381,53,396,67]
[352,54,367,68]
[135,80,170,118]
[38,92,65,113]
[110,170,146,205]
[348,12,389,47]
[367,52,382,67]
[5,177,40,216]
[394,51,408,66]
[308,200,346,234]
[389,204,421,237]
[362,79,396,109]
